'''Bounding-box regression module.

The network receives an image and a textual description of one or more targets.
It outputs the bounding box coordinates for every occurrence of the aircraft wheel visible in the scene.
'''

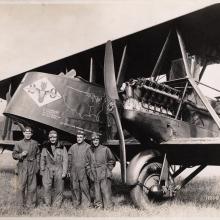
[130,162,162,209]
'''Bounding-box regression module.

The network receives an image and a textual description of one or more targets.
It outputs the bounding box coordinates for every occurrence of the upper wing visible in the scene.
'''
[1,4,220,98]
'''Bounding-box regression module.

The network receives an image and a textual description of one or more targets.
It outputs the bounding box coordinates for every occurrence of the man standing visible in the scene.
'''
[68,130,92,208]
[12,126,40,209]
[86,132,116,209]
[40,130,68,207]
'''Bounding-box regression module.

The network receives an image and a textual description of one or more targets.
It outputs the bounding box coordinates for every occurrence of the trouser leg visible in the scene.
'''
[80,176,92,207]
[100,178,113,209]
[71,179,81,206]
[16,168,27,208]
[53,172,64,208]
[26,172,37,208]
[42,170,52,206]
[93,180,102,208]
[89,181,95,202]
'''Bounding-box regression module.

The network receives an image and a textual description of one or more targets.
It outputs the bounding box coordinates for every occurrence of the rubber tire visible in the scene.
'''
[130,162,162,209]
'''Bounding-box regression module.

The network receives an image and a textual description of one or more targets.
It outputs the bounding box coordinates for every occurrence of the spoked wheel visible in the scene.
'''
[130,162,163,209]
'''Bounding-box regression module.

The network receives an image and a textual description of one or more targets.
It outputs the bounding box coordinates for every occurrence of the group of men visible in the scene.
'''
[12,126,116,210]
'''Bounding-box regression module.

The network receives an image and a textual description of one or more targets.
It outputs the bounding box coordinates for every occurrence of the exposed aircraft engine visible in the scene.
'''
[121,78,181,117]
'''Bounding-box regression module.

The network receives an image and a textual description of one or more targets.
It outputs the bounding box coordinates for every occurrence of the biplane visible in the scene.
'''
[1,3,220,209]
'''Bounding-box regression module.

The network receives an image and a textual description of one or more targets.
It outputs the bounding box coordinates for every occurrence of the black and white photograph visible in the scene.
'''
[1,0,220,218]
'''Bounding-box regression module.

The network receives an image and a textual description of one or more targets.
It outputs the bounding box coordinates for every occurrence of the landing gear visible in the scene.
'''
[130,159,207,209]
[130,162,163,209]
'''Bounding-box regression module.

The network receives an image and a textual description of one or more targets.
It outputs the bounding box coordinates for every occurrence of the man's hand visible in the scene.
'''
[21,151,28,157]
[36,165,40,174]
[62,173,66,179]
[40,169,44,176]
[88,172,95,182]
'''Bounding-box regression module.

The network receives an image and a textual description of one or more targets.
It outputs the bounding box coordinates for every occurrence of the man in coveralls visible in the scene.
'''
[12,126,40,209]
[40,130,68,207]
[68,130,92,208]
[86,132,116,209]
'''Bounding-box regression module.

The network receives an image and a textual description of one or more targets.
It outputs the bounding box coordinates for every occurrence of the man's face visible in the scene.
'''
[23,130,32,140]
[49,134,57,144]
[77,134,85,144]
[92,138,100,147]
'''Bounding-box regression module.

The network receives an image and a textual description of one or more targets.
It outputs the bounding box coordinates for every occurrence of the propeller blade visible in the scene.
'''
[104,40,126,183]
[113,106,126,183]
[117,45,127,88]
[104,41,119,100]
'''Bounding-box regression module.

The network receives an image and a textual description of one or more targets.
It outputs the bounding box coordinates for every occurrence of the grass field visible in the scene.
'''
[1,151,220,217]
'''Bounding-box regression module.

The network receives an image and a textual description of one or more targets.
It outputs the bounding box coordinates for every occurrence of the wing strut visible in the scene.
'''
[176,29,220,129]
[2,84,13,140]
[151,31,171,80]
[104,41,126,183]
[117,45,127,88]
[89,57,96,83]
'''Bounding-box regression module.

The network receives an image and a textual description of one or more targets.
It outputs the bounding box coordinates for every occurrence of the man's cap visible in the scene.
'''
[24,126,32,133]
[91,132,100,140]
[49,130,58,137]
[76,129,85,136]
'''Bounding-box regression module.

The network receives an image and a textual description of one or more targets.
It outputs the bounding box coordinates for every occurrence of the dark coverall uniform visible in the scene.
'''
[86,145,116,209]
[68,142,91,207]
[12,139,40,208]
[40,142,68,207]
